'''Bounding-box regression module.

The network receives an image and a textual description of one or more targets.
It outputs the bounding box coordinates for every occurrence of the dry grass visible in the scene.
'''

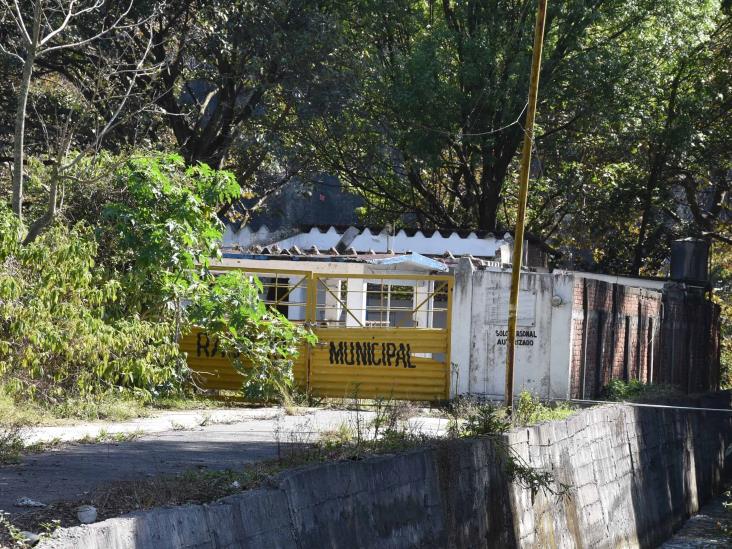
[0,421,26,465]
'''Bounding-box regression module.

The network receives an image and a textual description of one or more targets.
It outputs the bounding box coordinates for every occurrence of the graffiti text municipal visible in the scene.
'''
[328,341,415,368]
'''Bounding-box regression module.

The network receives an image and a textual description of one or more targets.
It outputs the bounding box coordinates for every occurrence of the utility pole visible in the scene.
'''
[505,0,548,410]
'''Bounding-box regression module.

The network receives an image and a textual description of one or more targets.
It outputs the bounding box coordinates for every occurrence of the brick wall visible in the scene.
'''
[570,278,720,399]
[570,278,663,398]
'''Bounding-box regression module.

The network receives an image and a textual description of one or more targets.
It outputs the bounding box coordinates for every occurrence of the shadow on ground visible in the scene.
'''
[0,430,300,516]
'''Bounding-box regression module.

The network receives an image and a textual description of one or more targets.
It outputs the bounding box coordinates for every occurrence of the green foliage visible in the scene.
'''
[189,272,316,402]
[2,0,727,279]
[300,0,731,278]
[459,402,512,437]
[503,451,569,501]
[444,396,570,499]
[0,420,26,465]
[102,153,240,316]
[443,396,508,437]
[446,393,577,435]
[49,394,152,422]
[534,2,730,274]
[512,391,576,426]
[602,379,680,401]
[0,207,184,402]
[604,379,650,400]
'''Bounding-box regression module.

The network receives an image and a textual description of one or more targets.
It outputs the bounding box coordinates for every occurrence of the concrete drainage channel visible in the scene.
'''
[35,399,731,549]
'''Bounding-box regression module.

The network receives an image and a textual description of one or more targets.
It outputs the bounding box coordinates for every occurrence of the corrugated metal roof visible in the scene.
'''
[221,249,449,272]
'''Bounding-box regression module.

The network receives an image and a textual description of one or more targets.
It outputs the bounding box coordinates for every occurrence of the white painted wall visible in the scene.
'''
[450,263,575,399]
[451,258,475,395]
[548,273,575,399]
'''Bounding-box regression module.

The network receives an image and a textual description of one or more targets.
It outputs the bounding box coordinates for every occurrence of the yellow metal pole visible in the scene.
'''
[305,272,317,398]
[505,0,548,410]
[445,277,453,400]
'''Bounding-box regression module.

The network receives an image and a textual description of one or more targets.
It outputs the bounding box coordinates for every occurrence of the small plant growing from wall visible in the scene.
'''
[512,391,576,425]
[445,395,572,501]
[189,272,316,402]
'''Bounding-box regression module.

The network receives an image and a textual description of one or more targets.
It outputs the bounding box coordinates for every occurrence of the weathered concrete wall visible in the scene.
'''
[39,400,730,549]
[451,263,574,399]
[506,399,730,547]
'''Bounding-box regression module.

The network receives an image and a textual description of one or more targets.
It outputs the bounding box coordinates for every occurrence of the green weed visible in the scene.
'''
[512,391,576,426]
[603,380,681,402]
[0,420,26,465]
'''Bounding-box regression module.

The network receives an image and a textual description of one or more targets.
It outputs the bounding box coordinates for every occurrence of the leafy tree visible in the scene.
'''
[711,241,732,388]
[101,153,240,317]
[0,152,316,404]
[301,0,728,279]
[37,0,350,219]
[307,0,679,231]
[530,1,730,274]
[0,0,156,237]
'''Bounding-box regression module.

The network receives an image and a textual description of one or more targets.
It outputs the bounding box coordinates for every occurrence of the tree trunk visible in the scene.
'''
[12,53,36,221]
[11,1,42,222]
[477,155,511,232]
[631,201,651,276]
[477,192,499,232]
[23,171,58,245]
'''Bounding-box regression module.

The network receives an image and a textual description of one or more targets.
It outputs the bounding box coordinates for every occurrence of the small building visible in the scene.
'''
[207,226,720,400]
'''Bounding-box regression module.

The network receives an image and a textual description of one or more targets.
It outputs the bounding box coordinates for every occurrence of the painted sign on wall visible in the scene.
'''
[495,329,537,346]
[328,341,416,368]
[193,331,240,358]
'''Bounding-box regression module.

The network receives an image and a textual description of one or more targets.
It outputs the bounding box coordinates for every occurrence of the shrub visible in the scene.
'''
[444,396,570,499]
[460,402,512,436]
[602,379,679,401]
[0,208,184,403]
[512,391,576,426]
[0,420,26,464]
[604,379,647,400]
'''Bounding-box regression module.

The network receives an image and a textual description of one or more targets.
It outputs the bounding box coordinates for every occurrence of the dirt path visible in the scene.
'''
[1,408,446,516]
